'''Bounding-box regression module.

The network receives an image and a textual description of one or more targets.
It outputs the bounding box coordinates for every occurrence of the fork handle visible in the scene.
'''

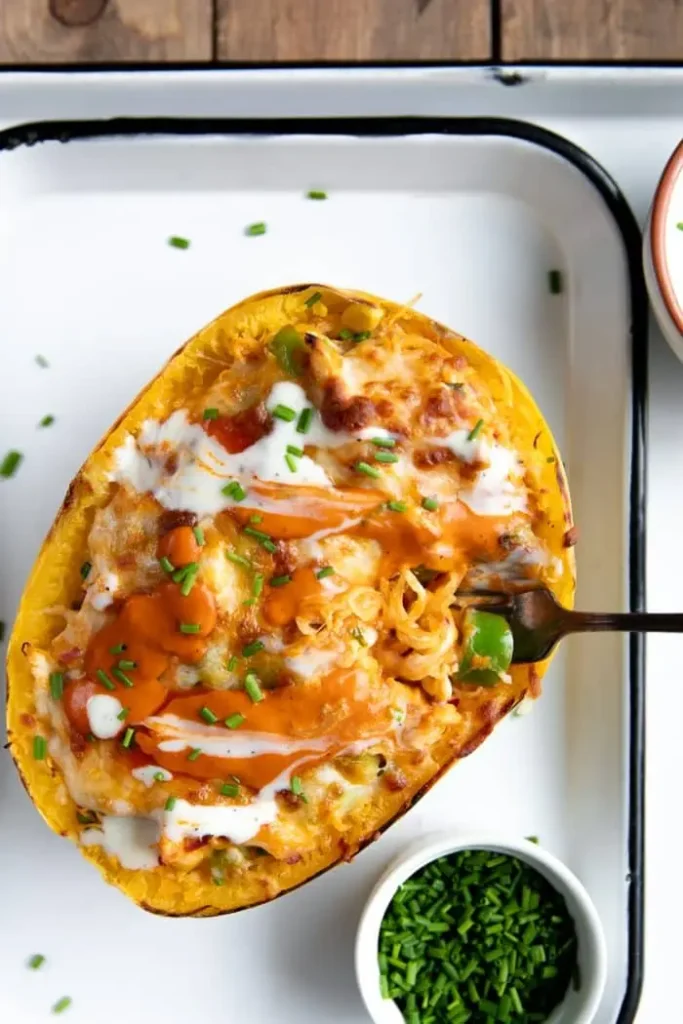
[564,610,683,634]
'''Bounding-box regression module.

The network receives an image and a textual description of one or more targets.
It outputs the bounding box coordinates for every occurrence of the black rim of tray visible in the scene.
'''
[0,115,647,1024]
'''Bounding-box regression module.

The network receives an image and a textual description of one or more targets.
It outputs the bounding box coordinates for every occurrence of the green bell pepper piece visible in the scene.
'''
[269,326,305,377]
[458,608,513,686]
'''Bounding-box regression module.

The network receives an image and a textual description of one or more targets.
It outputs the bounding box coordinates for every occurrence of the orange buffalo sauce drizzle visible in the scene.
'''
[136,668,394,789]
[64,576,217,735]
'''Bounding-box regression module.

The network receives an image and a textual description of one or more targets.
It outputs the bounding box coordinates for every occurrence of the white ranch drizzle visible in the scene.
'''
[131,765,173,788]
[80,816,160,870]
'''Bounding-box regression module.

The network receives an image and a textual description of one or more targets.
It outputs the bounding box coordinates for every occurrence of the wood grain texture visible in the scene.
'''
[216,0,490,62]
[502,0,683,60]
[0,0,212,63]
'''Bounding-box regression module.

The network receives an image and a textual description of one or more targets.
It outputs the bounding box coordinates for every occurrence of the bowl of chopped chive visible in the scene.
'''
[355,833,606,1024]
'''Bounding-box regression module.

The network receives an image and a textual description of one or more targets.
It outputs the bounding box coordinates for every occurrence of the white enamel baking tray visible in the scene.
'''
[0,102,645,1024]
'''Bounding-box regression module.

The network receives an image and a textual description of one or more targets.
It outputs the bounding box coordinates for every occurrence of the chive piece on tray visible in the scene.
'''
[28,954,45,970]
[52,996,72,1015]
[39,414,55,428]
[245,222,267,236]
[35,354,49,368]
[548,269,563,294]
[0,450,23,478]
[168,236,190,249]
[306,190,328,200]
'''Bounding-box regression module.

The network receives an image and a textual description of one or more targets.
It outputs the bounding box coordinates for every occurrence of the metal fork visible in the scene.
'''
[463,586,683,663]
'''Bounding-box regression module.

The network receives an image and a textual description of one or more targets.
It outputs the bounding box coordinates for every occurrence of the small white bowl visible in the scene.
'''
[644,139,683,360]
[355,832,607,1024]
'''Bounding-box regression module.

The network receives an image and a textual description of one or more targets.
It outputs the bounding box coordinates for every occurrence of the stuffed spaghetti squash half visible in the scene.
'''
[7,285,575,916]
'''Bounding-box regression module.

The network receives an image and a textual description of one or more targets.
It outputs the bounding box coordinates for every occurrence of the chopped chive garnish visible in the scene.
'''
[339,328,354,340]
[221,480,247,502]
[290,776,307,801]
[355,461,381,479]
[245,222,266,236]
[244,672,264,703]
[52,996,72,1015]
[36,354,49,368]
[187,747,202,761]
[305,290,323,307]
[244,526,277,553]
[270,575,291,587]
[159,556,174,574]
[109,643,126,655]
[422,496,439,511]
[306,190,328,200]
[165,796,177,811]
[225,713,245,729]
[121,728,135,749]
[678,222,683,231]
[548,269,563,294]
[286,444,303,457]
[39,414,55,428]
[28,954,45,970]
[315,566,335,579]
[153,771,167,782]
[374,451,399,464]
[220,781,240,797]
[243,639,265,657]
[80,561,92,580]
[180,565,199,596]
[351,626,367,646]
[193,525,205,546]
[168,236,190,249]
[272,404,296,422]
[547,456,556,463]
[172,562,198,584]
[0,450,23,478]
[353,331,371,341]
[76,811,97,825]
[285,453,298,473]
[468,418,484,441]
[199,706,218,725]
[117,707,129,721]
[372,437,396,449]
[249,514,262,523]
[226,550,251,568]
[49,671,64,700]
[96,669,115,691]
[227,656,239,672]
[387,500,407,513]
[296,407,313,434]
[117,660,136,671]
[33,735,47,760]
[251,573,264,598]
[112,668,134,688]
[203,408,219,420]
[179,623,201,634]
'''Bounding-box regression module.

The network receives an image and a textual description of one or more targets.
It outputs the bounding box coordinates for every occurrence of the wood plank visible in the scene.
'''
[0,0,212,63]
[502,0,683,61]
[216,0,490,62]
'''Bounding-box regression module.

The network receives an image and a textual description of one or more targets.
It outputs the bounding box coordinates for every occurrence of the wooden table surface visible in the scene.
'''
[0,0,681,64]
